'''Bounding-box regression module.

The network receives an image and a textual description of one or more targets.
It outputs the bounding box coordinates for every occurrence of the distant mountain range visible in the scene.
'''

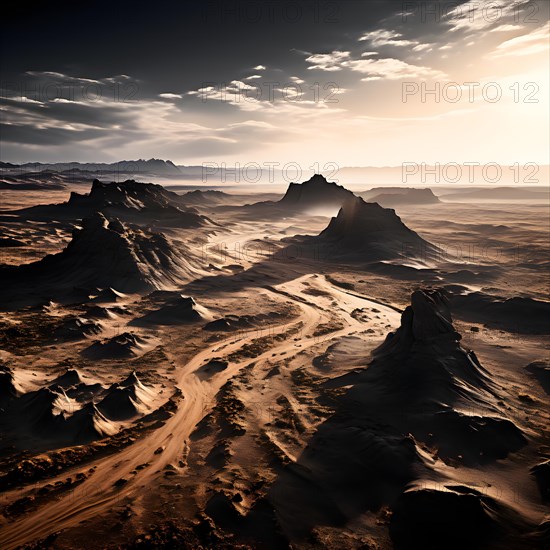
[0,159,182,176]
[2,160,548,187]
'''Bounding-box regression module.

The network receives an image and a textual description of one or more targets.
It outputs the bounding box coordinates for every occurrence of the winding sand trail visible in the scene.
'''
[0,275,401,549]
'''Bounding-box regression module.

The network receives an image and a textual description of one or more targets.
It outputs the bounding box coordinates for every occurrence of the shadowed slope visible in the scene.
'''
[0,213,204,303]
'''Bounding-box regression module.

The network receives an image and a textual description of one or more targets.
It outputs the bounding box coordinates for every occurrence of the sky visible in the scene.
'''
[1,0,549,167]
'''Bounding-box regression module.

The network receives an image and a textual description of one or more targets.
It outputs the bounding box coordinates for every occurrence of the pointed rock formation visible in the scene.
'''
[316,196,435,261]
[0,213,204,298]
[97,372,153,420]
[66,402,118,442]
[50,368,85,389]
[345,289,526,463]
[262,290,527,541]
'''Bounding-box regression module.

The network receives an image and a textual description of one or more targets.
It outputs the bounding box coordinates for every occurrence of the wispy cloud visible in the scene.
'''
[305,50,445,80]
[490,21,549,57]
[359,29,417,47]
[159,93,183,99]
[444,0,535,33]
[305,51,351,71]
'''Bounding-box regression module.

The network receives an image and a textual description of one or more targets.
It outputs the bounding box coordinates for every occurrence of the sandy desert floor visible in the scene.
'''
[0,180,548,549]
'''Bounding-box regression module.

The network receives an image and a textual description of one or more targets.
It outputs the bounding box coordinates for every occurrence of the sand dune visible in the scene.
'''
[53,317,103,341]
[82,332,154,359]
[65,402,118,442]
[97,372,154,420]
[203,312,286,332]
[49,368,87,388]
[134,295,212,325]
[12,386,79,439]
[0,367,160,450]
[90,287,128,303]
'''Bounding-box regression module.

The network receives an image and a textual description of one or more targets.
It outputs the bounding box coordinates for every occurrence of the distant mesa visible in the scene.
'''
[279,174,355,209]
[180,189,232,206]
[244,174,355,213]
[135,295,211,325]
[314,196,436,262]
[0,179,67,191]
[0,158,183,189]
[360,187,440,207]
[440,186,549,202]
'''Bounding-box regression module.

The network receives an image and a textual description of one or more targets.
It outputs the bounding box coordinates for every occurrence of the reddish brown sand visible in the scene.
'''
[0,179,548,549]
